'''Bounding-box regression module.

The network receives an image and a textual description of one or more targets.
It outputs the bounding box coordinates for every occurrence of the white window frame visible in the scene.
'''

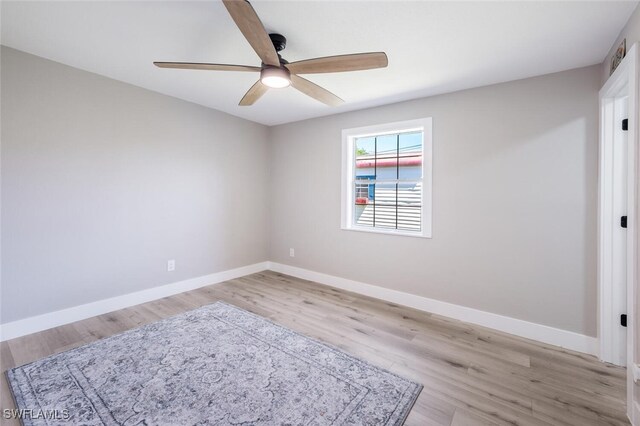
[341,117,432,238]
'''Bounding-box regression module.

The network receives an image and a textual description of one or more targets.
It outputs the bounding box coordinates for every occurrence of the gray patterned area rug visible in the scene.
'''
[7,302,422,425]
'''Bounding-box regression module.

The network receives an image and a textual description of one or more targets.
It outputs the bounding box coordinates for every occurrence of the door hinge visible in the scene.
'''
[623,119,628,131]
[621,314,628,327]
[621,216,628,228]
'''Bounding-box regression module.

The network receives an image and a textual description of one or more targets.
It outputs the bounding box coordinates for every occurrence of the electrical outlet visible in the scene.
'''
[289,248,295,257]
[167,259,175,272]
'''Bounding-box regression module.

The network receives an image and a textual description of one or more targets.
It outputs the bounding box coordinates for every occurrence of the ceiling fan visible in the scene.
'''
[154,0,388,107]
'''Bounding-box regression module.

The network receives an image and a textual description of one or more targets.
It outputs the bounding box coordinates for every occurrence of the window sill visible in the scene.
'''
[341,225,431,239]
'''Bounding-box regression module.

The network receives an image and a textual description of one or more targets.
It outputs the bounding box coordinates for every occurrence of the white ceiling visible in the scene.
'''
[1,1,637,126]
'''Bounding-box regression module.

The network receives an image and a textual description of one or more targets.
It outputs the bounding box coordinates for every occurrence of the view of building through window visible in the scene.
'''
[353,131,423,231]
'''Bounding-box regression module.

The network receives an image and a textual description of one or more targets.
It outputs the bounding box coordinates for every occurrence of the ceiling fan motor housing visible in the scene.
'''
[269,33,287,52]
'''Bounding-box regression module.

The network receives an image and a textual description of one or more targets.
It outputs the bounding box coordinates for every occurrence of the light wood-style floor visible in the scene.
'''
[0,271,629,425]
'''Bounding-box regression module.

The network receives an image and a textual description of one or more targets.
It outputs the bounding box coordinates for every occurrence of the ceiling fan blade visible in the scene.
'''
[239,80,269,106]
[222,0,280,67]
[286,52,388,74]
[290,74,344,107]
[154,62,260,72]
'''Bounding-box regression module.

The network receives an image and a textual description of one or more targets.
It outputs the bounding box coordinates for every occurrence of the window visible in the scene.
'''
[341,118,432,238]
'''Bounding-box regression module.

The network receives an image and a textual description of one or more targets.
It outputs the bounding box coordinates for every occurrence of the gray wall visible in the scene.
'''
[1,47,269,323]
[603,3,640,83]
[268,65,601,336]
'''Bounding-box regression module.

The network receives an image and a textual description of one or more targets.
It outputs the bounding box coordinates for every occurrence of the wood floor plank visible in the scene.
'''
[0,271,628,425]
[451,408,500,426]
[6,331,52,366]
[406,393,456,426]
[0,342,15,372]
[468,363,626,419]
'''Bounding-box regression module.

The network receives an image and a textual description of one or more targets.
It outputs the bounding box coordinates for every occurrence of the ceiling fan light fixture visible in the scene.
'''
[260,66,290,88]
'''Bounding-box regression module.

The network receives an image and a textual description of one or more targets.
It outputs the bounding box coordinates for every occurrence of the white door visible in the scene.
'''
[612,95,629,367]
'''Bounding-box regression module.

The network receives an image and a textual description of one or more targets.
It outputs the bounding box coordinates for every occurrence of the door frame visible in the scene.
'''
[598,42,638,421]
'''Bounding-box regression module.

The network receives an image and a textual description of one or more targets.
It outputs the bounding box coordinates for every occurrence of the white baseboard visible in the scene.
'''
[267,262,598,356]
[0,262,270,342]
